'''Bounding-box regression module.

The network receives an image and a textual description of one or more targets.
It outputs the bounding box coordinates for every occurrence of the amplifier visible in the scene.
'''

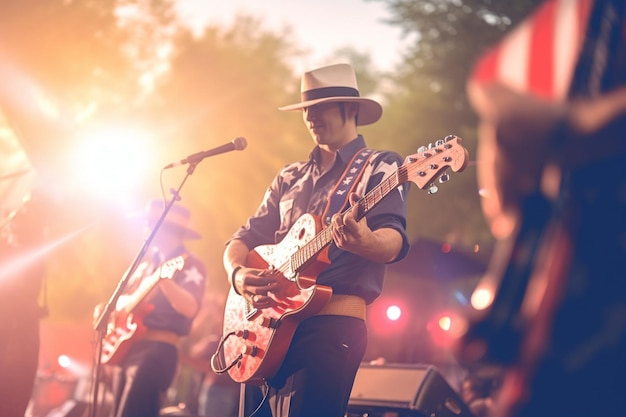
[347,363,473,417]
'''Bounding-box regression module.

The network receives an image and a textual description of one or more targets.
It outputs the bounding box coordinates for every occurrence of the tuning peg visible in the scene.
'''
[435,139,444,146]
[427,183,439,194]
[417,145,428,154]
[445,135,457,142]
[428,142,435,149]
[439,171,450,183]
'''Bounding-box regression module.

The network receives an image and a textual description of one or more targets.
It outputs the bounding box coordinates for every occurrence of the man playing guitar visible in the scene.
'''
[222,63,411,417]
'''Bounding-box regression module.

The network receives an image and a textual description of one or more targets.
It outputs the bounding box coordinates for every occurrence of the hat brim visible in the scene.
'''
[278,97,382,126]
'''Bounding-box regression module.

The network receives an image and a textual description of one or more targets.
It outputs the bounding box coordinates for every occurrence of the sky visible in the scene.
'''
[174,0,410,72]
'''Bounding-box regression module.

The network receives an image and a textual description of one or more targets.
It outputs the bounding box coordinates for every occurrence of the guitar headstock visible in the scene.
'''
[402,135,469,191]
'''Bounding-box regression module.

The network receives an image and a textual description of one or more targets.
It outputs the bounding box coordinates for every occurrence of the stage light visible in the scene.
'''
[57,355,71,369]
[368,298,411,336]
[386,305,402,321]
[428,311,469,347]
[55,355,90,377]
[438,315,452,332]
[471,287,494,311]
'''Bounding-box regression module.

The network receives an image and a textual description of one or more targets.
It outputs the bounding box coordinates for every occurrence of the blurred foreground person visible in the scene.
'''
[0,194,48,417]
[100,200,207,417]
[463,0,626,416]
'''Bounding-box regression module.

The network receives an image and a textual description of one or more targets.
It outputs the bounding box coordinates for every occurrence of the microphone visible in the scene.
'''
[164,137,247,169]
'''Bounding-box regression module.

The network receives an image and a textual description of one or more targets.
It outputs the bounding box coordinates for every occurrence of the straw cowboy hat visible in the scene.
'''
[278,63,383,125]
[144,199,202,240]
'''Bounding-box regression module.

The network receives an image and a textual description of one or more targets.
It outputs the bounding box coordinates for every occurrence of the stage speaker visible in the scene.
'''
[347,364,473,417]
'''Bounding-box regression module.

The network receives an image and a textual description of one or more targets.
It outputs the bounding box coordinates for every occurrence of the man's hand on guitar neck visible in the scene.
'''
[472,82,626,240]
[330,192,404,263]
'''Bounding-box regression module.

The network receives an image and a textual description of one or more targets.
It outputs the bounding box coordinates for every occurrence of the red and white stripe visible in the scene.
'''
[470,0,593,101]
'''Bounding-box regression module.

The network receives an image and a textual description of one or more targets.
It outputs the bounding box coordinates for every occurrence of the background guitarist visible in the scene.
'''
[105,200,207,417]
[465,0,626,416]
[223,63,410,417]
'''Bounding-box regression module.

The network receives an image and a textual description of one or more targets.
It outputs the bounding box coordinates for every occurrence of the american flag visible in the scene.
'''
[469,0,594,101]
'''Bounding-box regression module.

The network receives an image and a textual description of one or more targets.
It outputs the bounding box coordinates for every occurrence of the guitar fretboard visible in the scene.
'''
[290,167,406,273]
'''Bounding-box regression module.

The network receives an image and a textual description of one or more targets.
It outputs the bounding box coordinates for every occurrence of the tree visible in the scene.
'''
[152,15,308,293]
[367,0,543,249]
[0,2,309,319]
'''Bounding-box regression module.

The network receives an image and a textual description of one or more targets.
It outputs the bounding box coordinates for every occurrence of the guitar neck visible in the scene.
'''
[121,272,163,313]
[291,169,405,272]
[354,167,404,222]
[119,255,186,313]
[289,135,468,275]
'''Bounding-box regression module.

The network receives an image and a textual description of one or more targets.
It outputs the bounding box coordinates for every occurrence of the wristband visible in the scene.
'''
[230,265,243,296]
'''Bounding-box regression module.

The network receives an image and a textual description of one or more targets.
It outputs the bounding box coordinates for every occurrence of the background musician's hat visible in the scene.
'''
[278,63,383,126]
[143,199,201,240]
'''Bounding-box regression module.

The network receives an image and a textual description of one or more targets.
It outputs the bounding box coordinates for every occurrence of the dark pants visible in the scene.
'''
[266,315,367,417]
[111,340,178,417]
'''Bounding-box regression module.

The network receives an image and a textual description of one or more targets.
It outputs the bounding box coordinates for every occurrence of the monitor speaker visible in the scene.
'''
[347,364,473,417]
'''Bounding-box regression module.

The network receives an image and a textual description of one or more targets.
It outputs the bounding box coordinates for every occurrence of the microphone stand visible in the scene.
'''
[89,160,201,417]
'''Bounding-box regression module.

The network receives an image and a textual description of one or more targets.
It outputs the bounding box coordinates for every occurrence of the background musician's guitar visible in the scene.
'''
[100,255,186,365]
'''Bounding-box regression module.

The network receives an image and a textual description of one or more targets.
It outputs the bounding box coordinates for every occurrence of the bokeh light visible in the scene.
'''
[471,287,495,311]
[57,355,71,369]
[386,304,402,321]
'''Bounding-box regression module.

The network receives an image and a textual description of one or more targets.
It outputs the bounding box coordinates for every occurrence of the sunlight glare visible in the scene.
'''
[72,127,152,202]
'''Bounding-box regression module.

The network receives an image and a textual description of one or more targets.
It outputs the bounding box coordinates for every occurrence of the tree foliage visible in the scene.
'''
[0,1,308,320]
[366,0,543,249]
[0,0,546,325]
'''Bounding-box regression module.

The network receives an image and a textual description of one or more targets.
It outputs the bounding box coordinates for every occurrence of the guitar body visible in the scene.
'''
[99,255,185,366]
[222,213,333,384]
[101,302,154,365]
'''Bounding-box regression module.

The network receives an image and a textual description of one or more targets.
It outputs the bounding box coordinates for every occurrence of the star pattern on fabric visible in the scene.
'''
[282,168,297,187]
[183,266,204,285]
[377,160,404,201]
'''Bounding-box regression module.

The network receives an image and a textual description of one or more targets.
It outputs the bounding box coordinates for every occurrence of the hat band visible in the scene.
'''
[301,86,360,102]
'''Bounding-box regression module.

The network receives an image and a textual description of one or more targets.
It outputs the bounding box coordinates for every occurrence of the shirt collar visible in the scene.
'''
[309,135,367,165]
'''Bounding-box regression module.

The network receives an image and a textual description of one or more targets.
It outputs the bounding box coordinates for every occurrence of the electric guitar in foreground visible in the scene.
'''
[100,255,186,365]
[213,135,469,384]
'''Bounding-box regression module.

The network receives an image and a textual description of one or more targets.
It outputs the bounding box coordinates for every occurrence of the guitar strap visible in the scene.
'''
[321,148,377,226]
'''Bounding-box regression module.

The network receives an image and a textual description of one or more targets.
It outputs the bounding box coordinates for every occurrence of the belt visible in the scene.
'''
[316,294,366,320]
[144,329,181,346]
